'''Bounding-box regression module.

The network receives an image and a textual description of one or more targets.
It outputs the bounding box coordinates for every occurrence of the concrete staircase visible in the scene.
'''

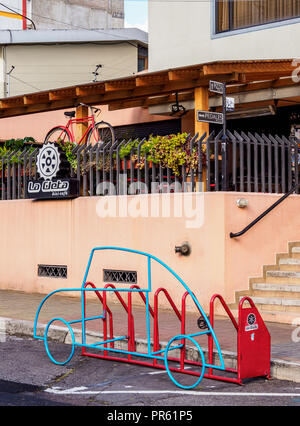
[229,241,300,325]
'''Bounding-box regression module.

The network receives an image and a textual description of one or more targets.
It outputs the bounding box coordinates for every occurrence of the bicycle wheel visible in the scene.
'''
[87,121,115,145]
[44,126,72,145]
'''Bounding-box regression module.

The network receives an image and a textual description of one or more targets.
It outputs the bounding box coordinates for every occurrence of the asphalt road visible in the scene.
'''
[0,335,300,412]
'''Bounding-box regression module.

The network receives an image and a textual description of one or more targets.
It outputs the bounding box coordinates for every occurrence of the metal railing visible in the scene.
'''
[0,131,299,200]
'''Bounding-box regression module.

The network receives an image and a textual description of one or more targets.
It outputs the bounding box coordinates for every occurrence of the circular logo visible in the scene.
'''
[247,313,256,326]
[37,144,61,180]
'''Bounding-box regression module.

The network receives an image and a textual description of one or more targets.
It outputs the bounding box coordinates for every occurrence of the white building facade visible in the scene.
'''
[149,0,300,71]
[0,28,147,97]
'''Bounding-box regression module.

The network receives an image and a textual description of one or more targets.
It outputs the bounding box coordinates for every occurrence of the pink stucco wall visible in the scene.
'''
[0,192,299,314]
[0,106,173,143]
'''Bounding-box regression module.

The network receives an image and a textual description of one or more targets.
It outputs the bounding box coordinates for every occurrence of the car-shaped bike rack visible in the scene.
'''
[34,247,271,389]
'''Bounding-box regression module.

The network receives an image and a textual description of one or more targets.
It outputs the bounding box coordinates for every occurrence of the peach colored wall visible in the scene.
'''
[0,106,174,143]
[0,192,299,314]
[224,192,300,303]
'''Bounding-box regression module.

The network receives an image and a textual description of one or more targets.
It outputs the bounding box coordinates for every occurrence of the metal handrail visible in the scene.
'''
[230,185,299,238]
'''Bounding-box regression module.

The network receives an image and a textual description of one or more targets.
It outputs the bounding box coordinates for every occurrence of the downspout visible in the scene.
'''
[22,0,27,30]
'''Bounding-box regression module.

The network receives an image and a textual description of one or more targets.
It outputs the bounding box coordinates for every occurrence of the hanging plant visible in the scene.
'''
[135,133,206,176]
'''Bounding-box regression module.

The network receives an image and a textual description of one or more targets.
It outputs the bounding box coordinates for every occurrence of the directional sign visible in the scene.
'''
[197,110,224,125]
[209,80,225,95]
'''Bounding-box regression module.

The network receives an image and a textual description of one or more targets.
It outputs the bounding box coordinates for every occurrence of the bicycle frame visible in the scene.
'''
[64,115,96,145]
[49,106,100,145]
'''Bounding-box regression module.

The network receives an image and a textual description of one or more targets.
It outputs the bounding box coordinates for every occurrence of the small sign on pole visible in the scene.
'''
[226,97,235,112]
[209,80,225,95]
[197,110,224,125]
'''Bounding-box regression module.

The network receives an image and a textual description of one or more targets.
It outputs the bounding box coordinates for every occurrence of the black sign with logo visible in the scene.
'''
[26,143,79,200]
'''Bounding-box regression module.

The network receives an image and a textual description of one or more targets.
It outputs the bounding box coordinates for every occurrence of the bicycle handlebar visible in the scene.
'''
[76,103,101,115]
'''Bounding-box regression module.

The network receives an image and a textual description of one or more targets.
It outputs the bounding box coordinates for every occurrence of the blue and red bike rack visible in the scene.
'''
[34,247,271,389]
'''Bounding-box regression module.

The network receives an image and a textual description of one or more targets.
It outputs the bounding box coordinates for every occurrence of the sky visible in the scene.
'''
[124,0,148,32]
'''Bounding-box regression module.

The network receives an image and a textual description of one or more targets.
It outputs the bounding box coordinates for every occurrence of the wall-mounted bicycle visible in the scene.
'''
[44,103,115,145]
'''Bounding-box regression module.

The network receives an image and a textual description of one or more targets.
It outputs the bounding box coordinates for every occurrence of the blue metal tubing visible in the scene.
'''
[152,344,184,355]
[33,287,145,339]
[92,336,128,347]
[82,344,177,361]
[68,313,105,325]
[34,246,225,374]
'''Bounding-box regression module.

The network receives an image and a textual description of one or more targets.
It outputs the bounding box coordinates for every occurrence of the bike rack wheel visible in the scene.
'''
[44,317,75,365]
[164,335,206,390]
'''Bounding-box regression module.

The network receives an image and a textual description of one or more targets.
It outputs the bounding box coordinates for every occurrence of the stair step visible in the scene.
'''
[266,270,300,283]
[292,246,300,254]
[239,296,300,312]
[267,270,300,277]
[252,283,300,292]
[248,296,300,307]
[279,257,300,271]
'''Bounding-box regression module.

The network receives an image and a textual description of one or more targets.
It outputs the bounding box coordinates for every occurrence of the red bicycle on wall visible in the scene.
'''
[44,103,115,145]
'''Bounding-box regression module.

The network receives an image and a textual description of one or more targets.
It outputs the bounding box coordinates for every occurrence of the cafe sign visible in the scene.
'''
[27,143,79,200]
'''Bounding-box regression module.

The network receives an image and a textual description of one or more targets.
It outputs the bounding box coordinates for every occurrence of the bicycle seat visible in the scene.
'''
[64,111,76,118]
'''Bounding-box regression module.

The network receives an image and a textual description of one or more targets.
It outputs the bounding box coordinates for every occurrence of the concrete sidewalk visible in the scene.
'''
[0,289,300,383]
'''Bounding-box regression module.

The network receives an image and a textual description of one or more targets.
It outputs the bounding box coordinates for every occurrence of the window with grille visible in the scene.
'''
[38,264,67,279]
[216,0,300,33]
[103,269,137,284]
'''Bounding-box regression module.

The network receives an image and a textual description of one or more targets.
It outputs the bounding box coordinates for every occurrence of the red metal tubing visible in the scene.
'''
[102,283,129,351]
[128,285,155,355]
[83,282,114,356]
[209,294,239,376]
[154,288,182,367]
[210,294,239,331]
[104,283,129,312]
[238,296,255,318]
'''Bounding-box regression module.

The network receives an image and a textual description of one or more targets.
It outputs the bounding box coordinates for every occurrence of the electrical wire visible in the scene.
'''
[0,1,144,49]
[10,74,41,91]
[0,2,36,30]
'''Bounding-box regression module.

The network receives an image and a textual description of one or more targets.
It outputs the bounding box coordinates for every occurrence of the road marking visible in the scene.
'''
[45,387,300,397]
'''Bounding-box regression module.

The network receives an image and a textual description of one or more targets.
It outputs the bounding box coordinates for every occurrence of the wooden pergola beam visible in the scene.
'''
[0,98,25,109]
[49,88,77,101]
[0,59,297,119]
[76,84,105,97]
[136,73,169,87]
[203,60,294,76]
[105,80,136,92]
[23,93,50,105]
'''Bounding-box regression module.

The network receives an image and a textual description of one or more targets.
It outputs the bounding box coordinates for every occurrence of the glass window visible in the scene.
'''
[216,0,300,33]
[138,45,148,72]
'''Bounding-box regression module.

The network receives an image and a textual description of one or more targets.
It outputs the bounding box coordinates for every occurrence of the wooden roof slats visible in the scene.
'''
[0,59,297,118]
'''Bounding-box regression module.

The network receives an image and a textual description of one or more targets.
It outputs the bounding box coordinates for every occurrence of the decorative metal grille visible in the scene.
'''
[38,264,67,279]
[103,269,137,284]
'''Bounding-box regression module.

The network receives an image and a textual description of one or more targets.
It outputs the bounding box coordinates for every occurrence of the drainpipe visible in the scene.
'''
[22,0,27,30]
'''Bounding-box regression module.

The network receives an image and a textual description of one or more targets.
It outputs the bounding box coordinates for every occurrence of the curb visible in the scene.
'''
[1,317,300,383]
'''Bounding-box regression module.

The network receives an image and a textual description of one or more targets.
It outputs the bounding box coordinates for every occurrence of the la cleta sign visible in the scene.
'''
[27,143,79,200]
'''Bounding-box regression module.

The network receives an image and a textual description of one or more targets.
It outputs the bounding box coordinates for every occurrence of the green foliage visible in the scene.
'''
[119,133,205,176]
[57,140,78,172]
[0,137,36,169]
[4,137,35,151]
